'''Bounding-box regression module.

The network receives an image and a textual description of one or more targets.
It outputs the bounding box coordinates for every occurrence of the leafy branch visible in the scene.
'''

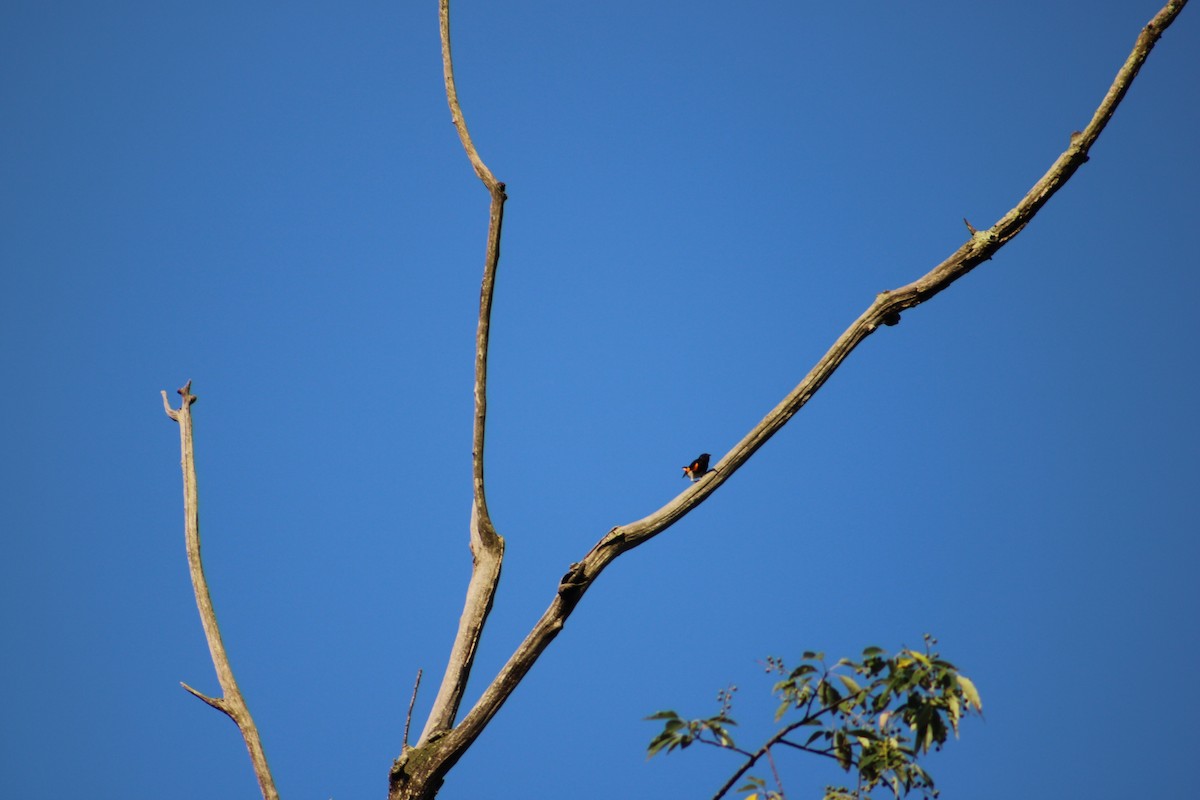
[647,636,982,800]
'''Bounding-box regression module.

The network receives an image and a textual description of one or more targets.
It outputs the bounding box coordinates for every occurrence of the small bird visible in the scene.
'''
[682,453,711,482]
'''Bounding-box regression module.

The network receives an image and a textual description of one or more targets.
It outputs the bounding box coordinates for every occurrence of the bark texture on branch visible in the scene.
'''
[413,0,509,750]
[162,381,280,800]
[387,3,1189,799]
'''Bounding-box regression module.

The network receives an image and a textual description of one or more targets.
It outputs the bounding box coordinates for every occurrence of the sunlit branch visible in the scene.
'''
[402,3,1190,795]
[415,0,509,746]
[162,381,280,800]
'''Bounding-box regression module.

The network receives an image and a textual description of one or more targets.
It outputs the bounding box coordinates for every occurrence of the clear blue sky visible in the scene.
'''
[2,2,1197,798]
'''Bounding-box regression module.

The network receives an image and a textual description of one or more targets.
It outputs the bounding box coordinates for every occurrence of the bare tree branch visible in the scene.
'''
[162,381,280,800]
[437,0,499,192]
[403,669,423,751]
[417,0,509,745]
[388,3,1189,797]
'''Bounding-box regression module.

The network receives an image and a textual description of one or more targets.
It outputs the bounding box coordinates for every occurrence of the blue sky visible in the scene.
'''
[2,2,1197,798]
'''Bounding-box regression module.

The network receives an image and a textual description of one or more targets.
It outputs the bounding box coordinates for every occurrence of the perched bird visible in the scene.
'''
[682,453,711,482]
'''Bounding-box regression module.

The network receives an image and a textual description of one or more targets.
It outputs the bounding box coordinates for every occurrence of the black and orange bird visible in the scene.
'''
[682,453,711,482]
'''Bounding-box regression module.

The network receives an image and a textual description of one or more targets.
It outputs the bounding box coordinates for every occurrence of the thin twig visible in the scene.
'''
[404,669,423,750]
[693,733,754,759]
[710,720,814,800]
[163,381,280,800]
[764,747,786,800]
[708,685,872,800]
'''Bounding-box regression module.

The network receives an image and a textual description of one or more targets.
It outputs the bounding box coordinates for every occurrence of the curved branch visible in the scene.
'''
[392,2,1190,795]
[162,381,279,800]
[710,706,878,800]
[438,0,500,192]
[416,0,509,744]
[709,685,876,800]
[708,719,813,800]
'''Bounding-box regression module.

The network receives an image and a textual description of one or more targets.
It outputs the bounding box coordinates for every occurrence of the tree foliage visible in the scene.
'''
[647,636,982,800]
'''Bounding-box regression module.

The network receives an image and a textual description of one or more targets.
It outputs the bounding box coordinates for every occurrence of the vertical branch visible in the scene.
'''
[162,381,280,800]
[416,0,508,743]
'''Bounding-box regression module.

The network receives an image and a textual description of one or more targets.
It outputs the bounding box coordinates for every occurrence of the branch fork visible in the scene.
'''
[389,3,1189,798]
[162,3,1189,799]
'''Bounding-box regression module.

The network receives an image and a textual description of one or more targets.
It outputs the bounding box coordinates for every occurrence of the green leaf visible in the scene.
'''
[790,663,818,679]
[818,680,843,708]
[646,731,678,758]
[837,674,863,695]
[644,710,680,721]
[834,735,852,770]
[947,695,961,734]
[930,713,947,748]
[708,724,736,748]
[958,674,982,711]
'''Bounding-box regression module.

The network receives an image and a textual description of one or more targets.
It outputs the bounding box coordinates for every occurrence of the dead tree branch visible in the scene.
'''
[162,381,280,800]
[387,2,1189,798]
[416,0,509,746]
[404,669,423,751]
